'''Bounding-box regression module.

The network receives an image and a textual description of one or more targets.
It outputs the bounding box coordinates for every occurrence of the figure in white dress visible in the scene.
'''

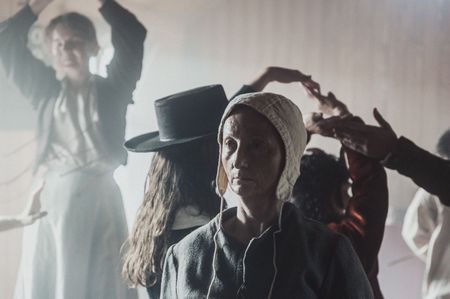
[0,0,146,297]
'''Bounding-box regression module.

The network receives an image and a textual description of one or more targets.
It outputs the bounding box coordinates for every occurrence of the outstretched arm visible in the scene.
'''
[0,0,59,108]
[248,66,319,92]
[230,66,319,99]
[99,0,147,101]
[314,109,450,206]
[29,0,53,15]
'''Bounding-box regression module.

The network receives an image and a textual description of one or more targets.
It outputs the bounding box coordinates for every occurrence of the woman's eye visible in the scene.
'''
[224,139,236,151]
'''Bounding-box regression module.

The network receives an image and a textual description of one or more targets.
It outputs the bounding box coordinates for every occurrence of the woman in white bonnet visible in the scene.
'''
[160,92,374,299]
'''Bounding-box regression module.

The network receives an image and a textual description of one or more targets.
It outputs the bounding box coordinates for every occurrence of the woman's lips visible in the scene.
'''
[232,176,254,183]
[62,62,76,67]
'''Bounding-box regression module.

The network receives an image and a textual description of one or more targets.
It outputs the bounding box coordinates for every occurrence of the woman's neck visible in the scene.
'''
[223,197,280,245]
[63,67,91,89]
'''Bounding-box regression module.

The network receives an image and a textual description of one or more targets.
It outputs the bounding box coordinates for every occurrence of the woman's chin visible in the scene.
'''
[56,66,88,80]
[230,184,257,199]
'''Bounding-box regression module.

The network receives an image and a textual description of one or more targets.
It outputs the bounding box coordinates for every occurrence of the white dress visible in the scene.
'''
[402,188,450,299]
[14,80,137,299]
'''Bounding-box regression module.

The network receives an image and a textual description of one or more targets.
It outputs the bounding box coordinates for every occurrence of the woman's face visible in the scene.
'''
[221,107,284,201]
[50,24,97,80]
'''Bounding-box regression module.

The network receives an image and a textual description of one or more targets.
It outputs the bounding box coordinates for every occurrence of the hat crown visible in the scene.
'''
[155,85,228,142]
[124,85,228,152]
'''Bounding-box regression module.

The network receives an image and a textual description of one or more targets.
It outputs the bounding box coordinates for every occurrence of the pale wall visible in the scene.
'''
[1,0,448,298]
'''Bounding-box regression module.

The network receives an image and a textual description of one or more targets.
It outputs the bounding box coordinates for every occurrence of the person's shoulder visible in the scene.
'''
[171,218,218,256]
[283,202,346,246]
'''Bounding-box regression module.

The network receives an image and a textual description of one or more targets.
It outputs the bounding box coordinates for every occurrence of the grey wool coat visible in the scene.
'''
[160,202,374,299]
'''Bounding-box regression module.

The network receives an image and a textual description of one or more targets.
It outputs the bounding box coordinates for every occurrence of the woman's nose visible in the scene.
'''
[233,147,249,169]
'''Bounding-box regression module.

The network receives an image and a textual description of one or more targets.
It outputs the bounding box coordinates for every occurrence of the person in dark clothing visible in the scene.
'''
[0,0,146,297]
[292,147,388,299]
[294,85,389,299]
[160,92,373,299]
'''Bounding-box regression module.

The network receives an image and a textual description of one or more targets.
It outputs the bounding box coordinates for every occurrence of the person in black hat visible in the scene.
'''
[121,85,229,299]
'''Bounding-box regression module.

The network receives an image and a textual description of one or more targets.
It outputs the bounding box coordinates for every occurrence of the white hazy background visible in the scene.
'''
[2,0,450,298]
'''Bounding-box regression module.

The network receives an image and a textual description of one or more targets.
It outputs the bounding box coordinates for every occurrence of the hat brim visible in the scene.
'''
[124,131,216,153]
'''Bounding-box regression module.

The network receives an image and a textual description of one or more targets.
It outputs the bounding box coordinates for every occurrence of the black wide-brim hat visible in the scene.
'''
[125,85,228,152]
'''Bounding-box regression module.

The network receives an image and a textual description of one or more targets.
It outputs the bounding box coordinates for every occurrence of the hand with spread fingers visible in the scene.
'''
[249,66,320,92]
[320,108,398,160]
[304,112,329,136]
[19,180,47,226]
[0,181,47,232]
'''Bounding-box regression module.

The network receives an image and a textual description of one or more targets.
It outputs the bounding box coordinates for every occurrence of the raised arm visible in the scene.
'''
[319,109,450,206]
[0,0,59,108]
[330,145,388,274]
[230,66,319,99]
[382,136,450,206]
[99,0,146,101]
[29,0,53,15]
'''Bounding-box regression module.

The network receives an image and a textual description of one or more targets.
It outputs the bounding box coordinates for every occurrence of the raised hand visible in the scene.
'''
[303,86,350,117]
[325,108,398,160]
[29,0,54,15]
[19,180,47,226]
[304,112,331,137]
[249,66,320,92]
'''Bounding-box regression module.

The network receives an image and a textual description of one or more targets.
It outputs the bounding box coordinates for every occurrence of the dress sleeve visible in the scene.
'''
[160,245,179,299]
[382,137,450,206]
[0,5,59,108]
[329,147,388,275]
[99,0,147,103]
[320,236,375,299]
[402,188,439,261]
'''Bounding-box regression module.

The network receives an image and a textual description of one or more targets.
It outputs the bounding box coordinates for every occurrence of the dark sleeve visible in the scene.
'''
[99,0,147,102]
[382,136,450,206]
[160,245,178,299]
[330,148,388,275]
[320,236,374,299]
[0,5,59,108]
[229,84,257,100]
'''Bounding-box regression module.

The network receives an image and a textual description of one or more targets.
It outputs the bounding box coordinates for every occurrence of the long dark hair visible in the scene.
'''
[122,136,220,287]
